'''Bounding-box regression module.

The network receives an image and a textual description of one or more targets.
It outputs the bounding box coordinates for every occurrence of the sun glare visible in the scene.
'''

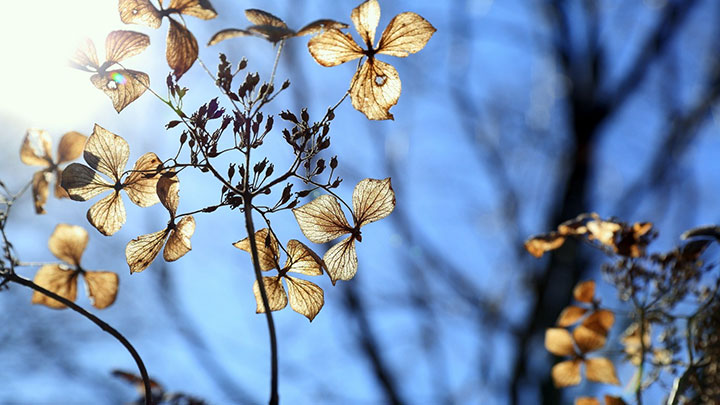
[0,1,129,131]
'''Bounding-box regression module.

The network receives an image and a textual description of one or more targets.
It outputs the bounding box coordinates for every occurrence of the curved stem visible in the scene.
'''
[7,273,153,405]
[242,194,279,405]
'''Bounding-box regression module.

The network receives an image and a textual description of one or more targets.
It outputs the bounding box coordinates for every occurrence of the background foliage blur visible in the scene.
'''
[2,0,720,403]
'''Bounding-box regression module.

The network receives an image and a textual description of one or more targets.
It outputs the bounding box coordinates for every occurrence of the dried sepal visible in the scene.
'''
[573,280,595,303]
[573,324,606,353]
[123,152,163,207]
[350,59,401,120]
[524,232,565,258]
[293,195,352,244]
[88,191,127,236]
[556,305,588,327]
[166,18,199,79]
[587,219,621,246]
[31,264,79,309]
[105,30,151,63]
[157,173,180,214]
[247,25,296,43]
[125,229,168,273]
[48,224,88,267]
[245,9,287,28]
[61,163,112,201]
[31,171,50,214]
[353,178,395,226]
[70,38,100,71]
[575,398,600,405]
[284,240,323,276]
[604,396,627,405]
[377,12,436,57]
[170,0,217,20]
[57,132,87,164]
[83,271,119,309]
[208,29,252,46]
[285,276,324,321]
[164,216,195,261]
[253,276,288,313]
[118,0,163,28]
[296,19,349,37]
[324,237,358,285]
[233,228,280,271]
[83,124,129,181]
[584,357,619,385]
[581,309,614,337]
[545,327,575,356]
[551,359,582,387]
[307,30,363,67]
[91,69,151,113]
[20,129,53,167]
[351,0,380,45]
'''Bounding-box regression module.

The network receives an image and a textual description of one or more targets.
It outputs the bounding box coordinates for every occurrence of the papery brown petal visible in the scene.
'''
[582,309,615,337]
[573,325,606,353]
[244,9,287,28]
[285,276,324,321]
[350,59,401,120]
[524,232,565,258]
[377,12,435,57]
[575,398,600,405]
[57,131,87,164]
[164,216,195,261]
[105,30,150,63]
[585,357,620,385]
[91,69,150,113]
[351,0,380,47]
[48,224,88,267]
[253,276,287,313]
[88,191,126,236]
[558,214,590,235]
[83,271,119,309]
[296,19,349,37]
[31,264,79,309]
[157,172,179,214]
[587,219,621,246]
[208,29,252,46]
[61,163,112,202]
[118,0,163,29]
[307,29,363,67]
[69,39,100,71]
[125,229,168,273]
[544,327,575,356]
[233,228,280,271]
[20,129,53,167]
[123,152,162,207]
[556,305,587,327]
[84,124,129,181]
[353,177,395,227]
[31,171,50,214]
[284,240,323,276]
[170,0,217,20]
[323,237,357,285]
[604,395,627,405]
[247,25,296,43]
[551,359,582,387]
[54,168,69,199]
[166,18,198,79]
[573,280,595,303]
[292,194,352,244]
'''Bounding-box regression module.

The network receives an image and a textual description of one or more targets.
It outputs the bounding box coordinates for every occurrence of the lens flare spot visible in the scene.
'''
[110,72,126,85]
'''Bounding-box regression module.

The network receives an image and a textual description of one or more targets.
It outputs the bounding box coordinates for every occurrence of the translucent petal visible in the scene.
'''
[170,0,217,20]
[585,357,620,385]
[351,0,380,47]
[323,237,357,285]
[125,229,168,273]
[123,152,162,207]
[48,224,88,267]
[292,194,352,244]
[118,0,163,29]
[353,178,395,227]
[573,325,606,353]
[244,9,287,28]
[296,19,349,37]
[253,276,287,313]
[164,216,195,261]
[87,191,126,236]
[575,397,600,405]
[157,172,180,214]
[31,171,50,215]
[573,280,595,303]
[61,163,112,201]
[91,69,150,113]
[307,29,363,67]
[286,276,324,321]
[208,29,252,46]
[377,12,436,57]
[31,264,78,309]
[350,59,401,120]
[69,38,100,71]
[166,18,198,79]
[83,124,129,181]
[524,232,566,258]
[20,129,53,167]
[551,359,582,388]
[233,228,279,271]
[247,25,296,43]
[105,30,150,63]
[56,131,87,164]
[556,305,587,327]
[284,240,323,276]
[545,328,575,356]
[83,271,119,309]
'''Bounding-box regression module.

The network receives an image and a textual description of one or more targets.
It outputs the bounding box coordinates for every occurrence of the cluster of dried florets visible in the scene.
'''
[527,214,720,403]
